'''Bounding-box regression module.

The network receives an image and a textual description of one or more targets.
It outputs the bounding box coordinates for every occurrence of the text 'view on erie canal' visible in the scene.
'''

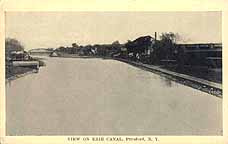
[5,12,222,135]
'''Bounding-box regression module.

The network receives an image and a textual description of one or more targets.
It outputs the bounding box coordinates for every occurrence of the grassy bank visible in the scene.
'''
[6,59,45,80]
[6,66,34,79]
[162,65,222,84]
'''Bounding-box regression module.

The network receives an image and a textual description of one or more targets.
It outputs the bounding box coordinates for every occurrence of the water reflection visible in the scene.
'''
[135,66,174,87]
[160,77,173,87]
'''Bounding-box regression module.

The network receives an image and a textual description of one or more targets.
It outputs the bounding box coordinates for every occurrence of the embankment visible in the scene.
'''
[114,58,222,98]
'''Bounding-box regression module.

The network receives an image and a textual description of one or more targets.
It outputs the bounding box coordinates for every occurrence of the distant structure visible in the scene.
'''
[49,51,60,57]
[28,48,54,56]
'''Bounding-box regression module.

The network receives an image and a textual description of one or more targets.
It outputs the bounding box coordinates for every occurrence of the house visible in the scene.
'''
[125,35,155,59]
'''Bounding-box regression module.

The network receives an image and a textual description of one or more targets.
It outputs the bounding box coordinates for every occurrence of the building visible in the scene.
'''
[175,43,222,68]
[125,35,155,59]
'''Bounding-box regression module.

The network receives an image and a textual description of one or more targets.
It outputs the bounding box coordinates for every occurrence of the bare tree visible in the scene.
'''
[159,32,180,59]
[160,32,180,44]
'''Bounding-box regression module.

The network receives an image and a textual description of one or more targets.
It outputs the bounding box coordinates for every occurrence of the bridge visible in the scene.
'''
[28,48,53,56]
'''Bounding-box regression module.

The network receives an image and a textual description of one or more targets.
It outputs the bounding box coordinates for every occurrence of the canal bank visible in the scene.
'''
[114,58,222,98]
[6,68,38,83]
[5,58,45,82]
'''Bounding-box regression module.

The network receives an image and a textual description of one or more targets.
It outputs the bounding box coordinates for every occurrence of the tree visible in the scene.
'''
[160,32,180,44]
[5,38,24,56]
[71,43,79,54]
[111,40,120,46]
[149,32,180,64]
[72,43,79,48]
[111,40,121,53]
[158,32,179,60]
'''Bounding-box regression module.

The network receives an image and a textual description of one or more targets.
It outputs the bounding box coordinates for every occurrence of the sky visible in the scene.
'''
[5,11,222,50]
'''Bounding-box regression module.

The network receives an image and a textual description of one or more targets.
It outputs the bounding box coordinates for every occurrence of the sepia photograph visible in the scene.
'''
[5,11,222,136]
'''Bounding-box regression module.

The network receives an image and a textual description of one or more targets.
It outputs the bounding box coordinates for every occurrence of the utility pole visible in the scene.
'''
[155,32,157,41]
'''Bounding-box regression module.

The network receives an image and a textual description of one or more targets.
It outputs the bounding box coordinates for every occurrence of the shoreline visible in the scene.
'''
[6,68,38,83]
[5,59,45,83]
[114,58,222,98]
[50,54,110,59]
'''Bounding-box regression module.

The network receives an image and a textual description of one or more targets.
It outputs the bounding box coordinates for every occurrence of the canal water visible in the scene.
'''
[6,57,222,135]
